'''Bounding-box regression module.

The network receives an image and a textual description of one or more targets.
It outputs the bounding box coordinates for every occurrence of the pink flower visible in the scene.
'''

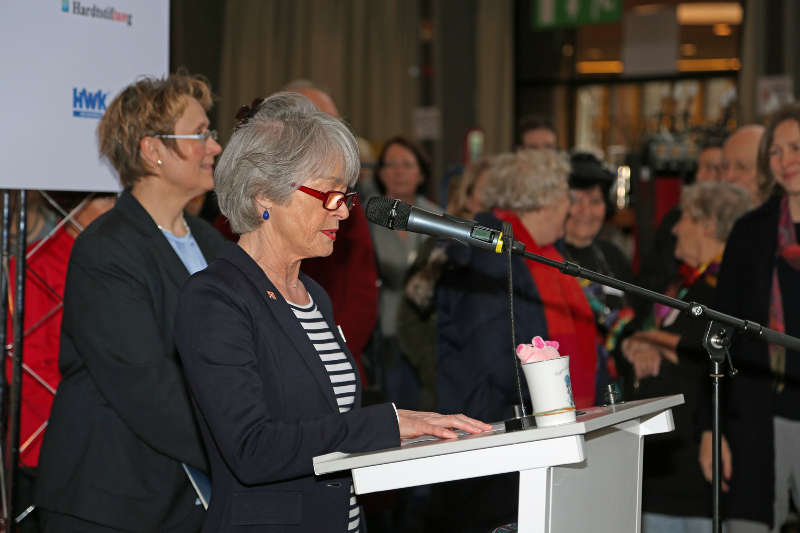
[516,336,561,364]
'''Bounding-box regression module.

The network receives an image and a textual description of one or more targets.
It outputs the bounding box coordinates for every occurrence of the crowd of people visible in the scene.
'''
[3,71,799,533]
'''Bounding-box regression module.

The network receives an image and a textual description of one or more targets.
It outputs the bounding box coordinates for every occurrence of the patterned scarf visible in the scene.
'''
[653,257,721,329]
[769,196,800,393]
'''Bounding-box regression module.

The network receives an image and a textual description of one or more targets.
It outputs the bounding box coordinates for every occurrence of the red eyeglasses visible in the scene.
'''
[298,186,359,211]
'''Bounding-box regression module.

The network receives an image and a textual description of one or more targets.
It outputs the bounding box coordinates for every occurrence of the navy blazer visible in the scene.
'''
[714,194,784,526]
[35,190,225,531]
[175,243,400,532]
[436,211,548,423]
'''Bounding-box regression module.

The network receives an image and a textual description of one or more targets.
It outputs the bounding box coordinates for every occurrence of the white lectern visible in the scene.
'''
[314,394,683,533]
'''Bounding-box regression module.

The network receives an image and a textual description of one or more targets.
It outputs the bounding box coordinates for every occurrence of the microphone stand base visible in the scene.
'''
[504,415,537,432]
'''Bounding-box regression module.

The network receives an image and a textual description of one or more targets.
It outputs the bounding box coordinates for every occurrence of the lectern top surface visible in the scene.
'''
[313,394,683,476]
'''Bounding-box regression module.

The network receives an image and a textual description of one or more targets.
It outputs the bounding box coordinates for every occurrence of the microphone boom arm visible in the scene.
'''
[512,246,800,353]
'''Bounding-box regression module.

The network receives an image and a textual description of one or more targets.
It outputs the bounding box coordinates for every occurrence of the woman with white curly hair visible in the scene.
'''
[434,149,598,532]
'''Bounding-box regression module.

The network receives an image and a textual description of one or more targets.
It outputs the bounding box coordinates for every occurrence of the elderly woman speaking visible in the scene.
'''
[174,93,489,533]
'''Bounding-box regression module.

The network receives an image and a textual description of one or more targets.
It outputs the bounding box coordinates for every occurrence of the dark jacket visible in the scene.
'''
[35,190,226,531]
[436,211,547,423]
[637,275,715,517]
[433,211,548,531]
[174,243,400,533]
[714,193,800,526]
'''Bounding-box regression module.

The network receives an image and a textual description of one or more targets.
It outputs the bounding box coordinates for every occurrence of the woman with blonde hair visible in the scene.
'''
[446,157,492,218]
[35,73,226,532]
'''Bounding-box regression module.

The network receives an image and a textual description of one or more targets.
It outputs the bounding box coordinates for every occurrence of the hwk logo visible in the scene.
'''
[72,88,108,119]
[62,0,69,12]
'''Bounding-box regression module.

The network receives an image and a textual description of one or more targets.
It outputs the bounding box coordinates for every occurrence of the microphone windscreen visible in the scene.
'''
[365,197,411,230]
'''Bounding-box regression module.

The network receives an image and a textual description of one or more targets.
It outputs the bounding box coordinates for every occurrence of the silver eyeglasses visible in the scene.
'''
[155,130,218,142]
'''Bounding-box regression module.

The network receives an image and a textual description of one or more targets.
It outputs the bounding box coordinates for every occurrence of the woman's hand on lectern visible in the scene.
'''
[397,409,492,439]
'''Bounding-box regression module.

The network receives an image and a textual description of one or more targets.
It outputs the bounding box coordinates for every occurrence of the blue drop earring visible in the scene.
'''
[262,209,270,220]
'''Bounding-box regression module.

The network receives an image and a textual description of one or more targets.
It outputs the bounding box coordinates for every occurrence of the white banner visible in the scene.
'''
[0,1,169,191]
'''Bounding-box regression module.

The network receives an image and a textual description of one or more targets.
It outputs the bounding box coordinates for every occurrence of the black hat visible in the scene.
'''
[569,152,615,192]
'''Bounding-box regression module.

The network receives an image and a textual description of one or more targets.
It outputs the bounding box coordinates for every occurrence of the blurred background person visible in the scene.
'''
[5,191,115,532]
[720,124,765,206]
[356,136,379,200]
[699,103,800,533]
[174,91,489,533]
[562,151,635,401]
[622,182,750,533]
[446,157,492,219]
[516,114,558,151]
[396,157,493,412]
[369,136,439,409]
[289,80,379,387]
[438,149,597,421]
[434,149,597,532]
[635,131,729,342]
[5,192,60,251]
[34,73,226,532]
[695,136,725,184]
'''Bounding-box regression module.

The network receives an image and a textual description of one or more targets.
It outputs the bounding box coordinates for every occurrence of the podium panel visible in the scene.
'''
[544,411,673,532]
[314,395,683,532]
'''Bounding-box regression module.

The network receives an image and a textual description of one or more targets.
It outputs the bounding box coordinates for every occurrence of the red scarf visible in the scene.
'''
[495,209,598,408]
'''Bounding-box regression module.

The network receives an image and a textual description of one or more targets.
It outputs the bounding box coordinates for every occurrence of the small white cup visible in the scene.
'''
[521,356,576,427]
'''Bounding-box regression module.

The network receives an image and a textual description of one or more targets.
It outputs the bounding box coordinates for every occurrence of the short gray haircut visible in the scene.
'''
[680,181,752,242]
[214,92,360,234]
[480,150,570,211]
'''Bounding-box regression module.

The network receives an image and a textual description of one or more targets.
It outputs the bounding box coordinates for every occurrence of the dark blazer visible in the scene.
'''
[436,211,547,423]
[35,190,226,532]
[637,276,715,518]
[713,194,788,526]
[174,243,400,533]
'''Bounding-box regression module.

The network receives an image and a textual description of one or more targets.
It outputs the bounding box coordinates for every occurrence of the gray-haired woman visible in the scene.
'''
[434,149,598,532]
[173,92,489,533]
[620,181,751,532]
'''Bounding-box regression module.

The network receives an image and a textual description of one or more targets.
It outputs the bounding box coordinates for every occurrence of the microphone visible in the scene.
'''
[365,197,525,254]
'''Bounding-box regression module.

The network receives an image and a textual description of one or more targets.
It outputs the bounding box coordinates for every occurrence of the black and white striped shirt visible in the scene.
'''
[288,295,360,532]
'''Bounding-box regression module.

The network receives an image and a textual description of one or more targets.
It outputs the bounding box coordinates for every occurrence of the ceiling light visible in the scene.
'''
[677,3,742,25]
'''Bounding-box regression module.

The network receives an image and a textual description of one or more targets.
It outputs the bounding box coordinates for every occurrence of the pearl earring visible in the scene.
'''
[156,159,163,166]
[262,210,270,220]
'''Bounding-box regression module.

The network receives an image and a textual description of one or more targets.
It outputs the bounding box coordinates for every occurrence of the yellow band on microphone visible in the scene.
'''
[495,232,504,253]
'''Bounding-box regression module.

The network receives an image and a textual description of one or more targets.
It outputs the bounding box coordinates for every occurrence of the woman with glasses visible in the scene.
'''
[35,73,226,532]
[173,92,489,533]
[370,136,440,410]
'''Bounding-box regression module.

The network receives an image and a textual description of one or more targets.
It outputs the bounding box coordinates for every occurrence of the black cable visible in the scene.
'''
[503,222,527,417]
